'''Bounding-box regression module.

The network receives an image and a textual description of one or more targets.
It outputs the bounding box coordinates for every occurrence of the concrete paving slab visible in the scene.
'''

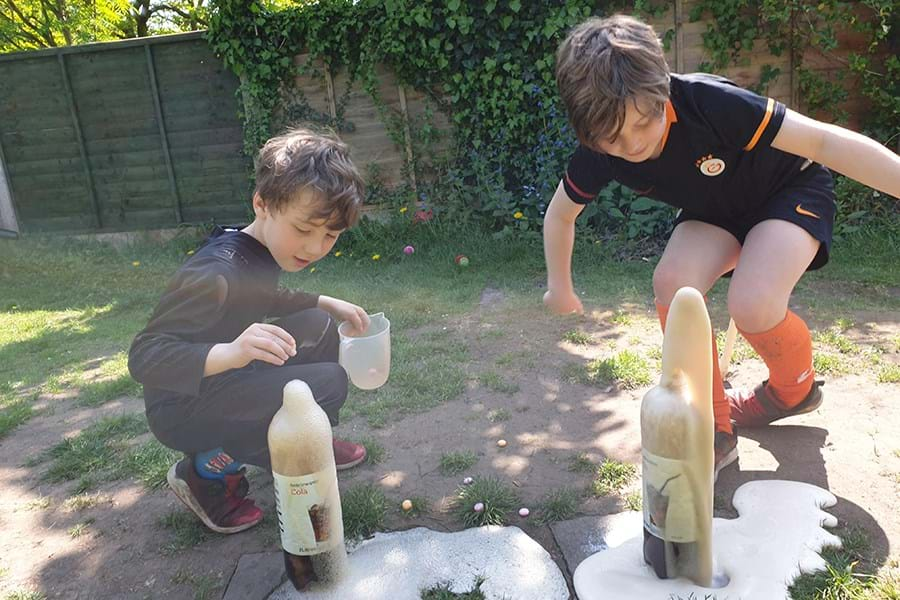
[223,551,284,600]
[549,511,643,573]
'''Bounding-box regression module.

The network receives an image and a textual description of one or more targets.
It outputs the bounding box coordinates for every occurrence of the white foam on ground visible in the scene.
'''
[268,525,568,600]
[574,480,841,600]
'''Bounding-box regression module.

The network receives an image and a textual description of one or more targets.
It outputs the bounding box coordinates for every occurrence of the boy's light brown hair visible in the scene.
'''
[556,15,670,147]
[254,127,364,230]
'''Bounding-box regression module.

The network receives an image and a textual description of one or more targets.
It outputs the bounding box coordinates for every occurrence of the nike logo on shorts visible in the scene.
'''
[795,204,820,219]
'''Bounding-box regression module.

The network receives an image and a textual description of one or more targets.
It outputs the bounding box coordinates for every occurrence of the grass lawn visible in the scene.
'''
[1,219,898,599]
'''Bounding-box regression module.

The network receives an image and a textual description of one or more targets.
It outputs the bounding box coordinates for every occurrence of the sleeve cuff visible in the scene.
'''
[744,98,786,151]
[562,173,596,205]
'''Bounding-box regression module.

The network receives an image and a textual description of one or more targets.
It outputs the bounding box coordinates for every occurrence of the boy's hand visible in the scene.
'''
[318,295,370,334]
[227,323,297,368]
[543,288,584,315]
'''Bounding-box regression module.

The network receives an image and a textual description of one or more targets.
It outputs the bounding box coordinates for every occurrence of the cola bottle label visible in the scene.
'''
[273,470,337,555]
[641,449,697,543]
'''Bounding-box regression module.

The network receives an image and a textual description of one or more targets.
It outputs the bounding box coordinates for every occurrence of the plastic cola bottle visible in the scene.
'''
[640,287,714,586]
[268,380,347,590]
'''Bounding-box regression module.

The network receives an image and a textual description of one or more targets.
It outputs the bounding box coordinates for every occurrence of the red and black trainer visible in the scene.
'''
[166,457,263,534]
[333,438,366,471]
[729,379,824,428]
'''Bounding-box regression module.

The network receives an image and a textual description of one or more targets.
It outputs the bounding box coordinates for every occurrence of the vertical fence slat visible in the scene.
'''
[0,134,20,235]
[58,53,102,229]
[397,85,417,193]
[674,0,685,73]
[789,14,800,110]
[145,44,183,223]
[324,65,338,119]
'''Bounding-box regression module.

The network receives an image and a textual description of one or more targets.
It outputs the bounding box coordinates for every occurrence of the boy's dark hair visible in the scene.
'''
[254,128,365,229]
[556,15,670,147]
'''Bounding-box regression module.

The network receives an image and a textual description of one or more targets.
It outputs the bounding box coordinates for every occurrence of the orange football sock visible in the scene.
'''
[655,299,731,434]
[738,310,814,409]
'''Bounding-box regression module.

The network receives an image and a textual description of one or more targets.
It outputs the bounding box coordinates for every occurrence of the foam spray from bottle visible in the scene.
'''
[640,287,714,585]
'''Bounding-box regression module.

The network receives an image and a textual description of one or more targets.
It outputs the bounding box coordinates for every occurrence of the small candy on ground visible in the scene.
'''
[497,439,507,448]
[473,502,485,513]
[401,499,413,511]
[519,507,530,518]
[403,245,415,255]
[462,476,474,485]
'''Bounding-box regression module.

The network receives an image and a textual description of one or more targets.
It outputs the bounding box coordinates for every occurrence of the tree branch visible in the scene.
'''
[2,0,56,47]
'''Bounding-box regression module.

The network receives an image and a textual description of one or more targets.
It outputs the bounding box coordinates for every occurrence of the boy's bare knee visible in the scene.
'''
[727,285,785,333]
[652,264,681,305]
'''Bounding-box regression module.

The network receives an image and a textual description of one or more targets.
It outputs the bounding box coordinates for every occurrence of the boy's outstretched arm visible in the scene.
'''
[772,109,900,198]
[543,180,586,315]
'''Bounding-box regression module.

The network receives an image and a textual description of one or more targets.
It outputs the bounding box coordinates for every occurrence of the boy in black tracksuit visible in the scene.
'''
[544,15,900,480]
[129,129,371,534]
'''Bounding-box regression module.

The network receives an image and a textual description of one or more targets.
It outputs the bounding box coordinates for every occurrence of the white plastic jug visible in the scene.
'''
[338,312,391,390]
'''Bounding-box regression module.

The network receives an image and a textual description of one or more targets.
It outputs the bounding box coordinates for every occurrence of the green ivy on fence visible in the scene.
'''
[206,0,896,241]
[689,0,898,138]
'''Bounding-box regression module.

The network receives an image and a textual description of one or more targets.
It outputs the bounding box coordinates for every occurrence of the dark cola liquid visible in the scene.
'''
[281,502,338,590]
[643,528,697,579]
[284,550,340,590]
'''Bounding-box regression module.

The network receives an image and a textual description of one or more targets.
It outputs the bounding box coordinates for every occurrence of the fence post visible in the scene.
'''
[324,65,338,120]
[58,53,102,229]
[789,14,800,110]
[397,85,417,193]
[0,136,20,235]
[674,0,685,73]
[145,43,183,223]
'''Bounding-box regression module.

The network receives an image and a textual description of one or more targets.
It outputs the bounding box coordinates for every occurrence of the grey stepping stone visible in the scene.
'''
[550,511,643,573]
[223,551,284,600]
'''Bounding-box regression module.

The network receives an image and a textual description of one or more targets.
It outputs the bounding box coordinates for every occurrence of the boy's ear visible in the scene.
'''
[251,192,268,217]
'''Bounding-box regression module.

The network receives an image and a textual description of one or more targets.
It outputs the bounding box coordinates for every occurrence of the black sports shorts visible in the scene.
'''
[674,163,836,271]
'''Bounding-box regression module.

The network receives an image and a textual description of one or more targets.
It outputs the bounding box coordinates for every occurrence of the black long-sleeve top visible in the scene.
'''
[128,227,319,408]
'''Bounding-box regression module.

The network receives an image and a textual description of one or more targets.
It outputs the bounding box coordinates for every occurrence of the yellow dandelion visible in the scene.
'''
[372,254,381,261]
[399,207,408,213]
[513,211,524,219]
[186,250,194,255]
[334,251,342,257]
[132,261,141,267]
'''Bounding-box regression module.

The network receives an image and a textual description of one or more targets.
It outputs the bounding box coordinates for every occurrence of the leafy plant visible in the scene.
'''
[453,476,519,527]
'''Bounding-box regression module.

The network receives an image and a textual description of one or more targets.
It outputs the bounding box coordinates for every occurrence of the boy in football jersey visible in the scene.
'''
[544,15,900,479]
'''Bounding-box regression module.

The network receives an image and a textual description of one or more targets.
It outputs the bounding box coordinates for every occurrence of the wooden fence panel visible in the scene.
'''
[154,38,249,224]
[0,54,92,231]
[67,46,167,228]
[0,32,250,233]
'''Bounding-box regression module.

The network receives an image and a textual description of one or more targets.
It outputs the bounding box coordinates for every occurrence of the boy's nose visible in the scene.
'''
[307,237,329,256]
